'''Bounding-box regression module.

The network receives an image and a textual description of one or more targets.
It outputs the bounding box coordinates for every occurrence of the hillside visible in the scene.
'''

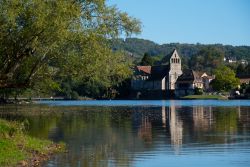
[111,38,250,63]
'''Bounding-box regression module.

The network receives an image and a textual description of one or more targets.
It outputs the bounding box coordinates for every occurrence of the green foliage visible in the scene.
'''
[190,47,224,73]
[140,53,154,66]
[213,108,238,133]
[0,0,141,99]
[0,139,26,167]
[181,95,227,100]
[111,38,250,70]
[246,64,250,74]
[0,119,64,166]
[0,0,80,87]
[246,85,250,94]
[236,64,250,76]
[194,87,203,95]
[236,64,246,75]
[211,66,240,91]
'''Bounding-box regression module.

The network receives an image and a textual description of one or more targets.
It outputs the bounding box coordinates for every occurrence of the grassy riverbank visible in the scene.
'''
[0,119,65,167]
[181,95,228,100]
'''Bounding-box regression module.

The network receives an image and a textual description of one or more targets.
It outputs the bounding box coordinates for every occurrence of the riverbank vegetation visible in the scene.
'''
[211,66,240,92]
[0,119,65,167]
[181,95,228,100]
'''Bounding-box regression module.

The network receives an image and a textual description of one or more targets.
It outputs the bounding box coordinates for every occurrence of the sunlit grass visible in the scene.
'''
[181,95,227,100]
[0,119,65,167]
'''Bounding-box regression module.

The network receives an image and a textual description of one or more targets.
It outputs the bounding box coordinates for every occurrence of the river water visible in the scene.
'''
[0,100,250,167]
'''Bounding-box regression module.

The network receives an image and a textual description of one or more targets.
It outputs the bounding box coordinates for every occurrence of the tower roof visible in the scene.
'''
[160,49,180,64]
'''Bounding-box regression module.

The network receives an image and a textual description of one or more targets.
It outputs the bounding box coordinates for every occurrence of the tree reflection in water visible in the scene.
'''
[0,104,250,167]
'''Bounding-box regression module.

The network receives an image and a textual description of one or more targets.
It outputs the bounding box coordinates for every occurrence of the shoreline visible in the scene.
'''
[17,143,64,167]
[0,119,65,167]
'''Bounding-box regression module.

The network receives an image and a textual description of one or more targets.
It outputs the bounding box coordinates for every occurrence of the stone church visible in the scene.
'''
[131,49,183,98]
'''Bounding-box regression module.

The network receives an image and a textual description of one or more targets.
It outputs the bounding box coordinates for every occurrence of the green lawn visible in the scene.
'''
[181,95,228,100]
[0,119,65,167]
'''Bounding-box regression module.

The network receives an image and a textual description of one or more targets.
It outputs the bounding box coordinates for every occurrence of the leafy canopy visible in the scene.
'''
[211,66,240,91]
[0,0,141,98]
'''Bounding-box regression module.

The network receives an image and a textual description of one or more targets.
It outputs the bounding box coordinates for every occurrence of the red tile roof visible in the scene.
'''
[136,66,152,74]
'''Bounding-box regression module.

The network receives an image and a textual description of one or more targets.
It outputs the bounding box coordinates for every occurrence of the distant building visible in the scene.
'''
[131,49,214,99]
[239,59,248,65]
[175,70,214,97]
[201,73,215,90]
[236,74,250,85]
[131,49,182,98]
[224,57,237,63]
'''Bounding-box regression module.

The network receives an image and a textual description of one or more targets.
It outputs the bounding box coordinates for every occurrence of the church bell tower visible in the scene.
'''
[168,49,182,90]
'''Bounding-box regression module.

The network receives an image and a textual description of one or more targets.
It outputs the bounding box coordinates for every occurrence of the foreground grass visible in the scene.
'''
[181,95,228,100]
[0,119,65,167]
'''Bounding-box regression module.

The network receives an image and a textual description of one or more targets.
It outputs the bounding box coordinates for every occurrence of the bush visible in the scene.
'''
[194,87,203,95]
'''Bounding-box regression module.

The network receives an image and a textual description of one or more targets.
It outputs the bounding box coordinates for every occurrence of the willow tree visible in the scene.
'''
[0,0,141,95]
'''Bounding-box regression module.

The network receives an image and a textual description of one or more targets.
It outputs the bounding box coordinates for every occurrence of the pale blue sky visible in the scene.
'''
[108,0,250,46]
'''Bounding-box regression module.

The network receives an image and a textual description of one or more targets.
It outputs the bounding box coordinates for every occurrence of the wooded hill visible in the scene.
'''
[111,38,250,62]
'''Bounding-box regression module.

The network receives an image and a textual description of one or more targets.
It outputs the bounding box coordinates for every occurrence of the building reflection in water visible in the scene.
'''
[161,106,166,128]
[162,103,183,153]
[138,116,152,144]
[136,104,249,154]
[163,104,215,153]
[192,106,213,132]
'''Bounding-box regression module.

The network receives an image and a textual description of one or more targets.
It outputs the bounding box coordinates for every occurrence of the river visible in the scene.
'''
[0,100,250,167]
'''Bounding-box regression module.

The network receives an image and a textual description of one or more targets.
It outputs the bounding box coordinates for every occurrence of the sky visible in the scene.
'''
[107,0,250,46]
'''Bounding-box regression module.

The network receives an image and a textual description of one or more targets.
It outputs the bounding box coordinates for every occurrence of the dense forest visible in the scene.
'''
[111,38,250,75]
[111,38,250,62]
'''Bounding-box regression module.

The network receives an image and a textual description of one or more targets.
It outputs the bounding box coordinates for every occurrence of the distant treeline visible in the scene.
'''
[111,38,250,62]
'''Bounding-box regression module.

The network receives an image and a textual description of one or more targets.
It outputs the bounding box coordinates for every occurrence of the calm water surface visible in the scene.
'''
[0,100,250,167]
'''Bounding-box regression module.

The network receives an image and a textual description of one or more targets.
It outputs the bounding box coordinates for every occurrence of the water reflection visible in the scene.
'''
[0,103,250,167]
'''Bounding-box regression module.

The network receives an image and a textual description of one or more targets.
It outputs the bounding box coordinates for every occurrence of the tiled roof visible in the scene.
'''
[196,71,206,77]
[136,66,152,74]
[160,49,177,64]
[203,75,215,80]
[177,69,203,82]
[236,74,250,79]
[149,65,170,80]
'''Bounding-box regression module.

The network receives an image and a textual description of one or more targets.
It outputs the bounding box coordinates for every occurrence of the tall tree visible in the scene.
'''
[140,53,154,66]
[0,0,141,95]
[236,64,246,76]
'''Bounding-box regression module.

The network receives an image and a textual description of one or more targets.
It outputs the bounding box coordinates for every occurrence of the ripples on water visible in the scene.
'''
[0,100,250,167]
[38,100,250,107]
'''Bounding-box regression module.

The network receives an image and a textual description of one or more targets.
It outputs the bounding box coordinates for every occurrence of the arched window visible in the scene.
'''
[171,58,174,63]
